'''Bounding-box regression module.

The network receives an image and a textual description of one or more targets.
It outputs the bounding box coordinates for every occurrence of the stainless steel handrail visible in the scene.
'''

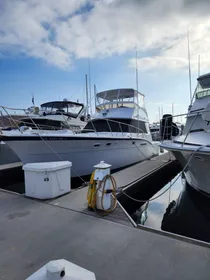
[0,106,86,133]
[181,113,199,147]
[99,118,147,137]
[0,105,150,139]
[159,107,210,146]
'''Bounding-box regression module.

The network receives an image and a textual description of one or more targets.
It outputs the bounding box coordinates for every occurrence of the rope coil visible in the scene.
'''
[87,172,117,216]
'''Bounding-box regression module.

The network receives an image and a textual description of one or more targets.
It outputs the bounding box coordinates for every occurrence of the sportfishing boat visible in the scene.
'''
[0,99,86,166]
[18,99,86,132]
[161,73,210,195]
[0,88,159,177]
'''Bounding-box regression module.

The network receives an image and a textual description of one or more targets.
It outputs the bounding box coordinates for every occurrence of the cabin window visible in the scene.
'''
[19,118,65,130]
[196,90,210,99]
[94,143,100,147]
[82,119,147,133]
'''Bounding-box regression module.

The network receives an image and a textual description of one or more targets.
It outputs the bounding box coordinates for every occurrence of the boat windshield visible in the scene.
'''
[195,77,210,99]
[96,89,145,110]
[40,101,84,118]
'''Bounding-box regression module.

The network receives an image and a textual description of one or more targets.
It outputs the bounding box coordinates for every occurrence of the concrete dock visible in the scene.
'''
[48,185,136,227]
[47,152,177,227]
[113,152,175,189]
[0,190,210,280]
[0,153,209,279]
[116,152,181,214]
[0,152,181,228]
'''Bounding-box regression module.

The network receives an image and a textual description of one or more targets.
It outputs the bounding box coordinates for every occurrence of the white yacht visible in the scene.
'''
[0,89,159,177]
[0,100,86,165]
[18,100,86,131]
[161,73,210,194]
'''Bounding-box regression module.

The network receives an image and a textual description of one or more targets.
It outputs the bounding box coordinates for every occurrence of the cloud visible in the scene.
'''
[0,0,89,68]
[129,21,210,72]
[0,0,210,71]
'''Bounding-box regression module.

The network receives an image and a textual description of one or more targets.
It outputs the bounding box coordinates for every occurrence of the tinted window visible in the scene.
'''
[19,118,64,130]
[82,118,147,133]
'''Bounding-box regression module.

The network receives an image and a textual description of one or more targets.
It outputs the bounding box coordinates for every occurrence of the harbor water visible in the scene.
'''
[132,173,210,243]
[136,174,183,229]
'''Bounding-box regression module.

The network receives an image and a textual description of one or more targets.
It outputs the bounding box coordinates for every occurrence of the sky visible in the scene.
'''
[0,0,209,123]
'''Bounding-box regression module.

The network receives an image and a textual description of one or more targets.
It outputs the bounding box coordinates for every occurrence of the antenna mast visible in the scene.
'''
[135,45,139,92]
[85,74,89,117]
[187,29,192,101]
[198,54,200,77]
[94,84,97,112]
[88,59,92,115]
[158,106,161,122]
[172,103,174,116]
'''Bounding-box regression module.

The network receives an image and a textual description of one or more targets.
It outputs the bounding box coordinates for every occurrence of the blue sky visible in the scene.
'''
[0,54,197,123]
[0,0,208,122]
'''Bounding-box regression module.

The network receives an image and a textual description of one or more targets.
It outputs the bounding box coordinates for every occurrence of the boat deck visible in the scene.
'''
[0,191,209,280]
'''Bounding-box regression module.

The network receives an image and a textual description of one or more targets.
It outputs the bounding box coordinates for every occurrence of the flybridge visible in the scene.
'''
[196,73,210,99]
[96,88,145,110]
[96,88,145,100]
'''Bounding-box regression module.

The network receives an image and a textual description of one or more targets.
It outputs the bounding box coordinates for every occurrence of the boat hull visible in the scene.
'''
[170,149,210,195]
[0,142,20,165]
[5,136,158,177]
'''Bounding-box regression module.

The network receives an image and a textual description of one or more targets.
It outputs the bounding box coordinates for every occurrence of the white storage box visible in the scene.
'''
[22,161,72,199]
[26,259,96,280]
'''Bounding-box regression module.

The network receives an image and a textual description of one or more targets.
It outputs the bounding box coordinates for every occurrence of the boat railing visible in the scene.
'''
[86,118,147,138]
[0,106,147,138]
[159,108,210,146]
[0,106,82,133]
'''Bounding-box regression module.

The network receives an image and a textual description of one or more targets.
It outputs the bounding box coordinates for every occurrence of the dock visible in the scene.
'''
[0,190,210,280]
[0,152,209,279]
[115,152,181,214]
[0,152,180,226]
[47,152,178,228]
[48,186,136,227]
[113,152,175,189]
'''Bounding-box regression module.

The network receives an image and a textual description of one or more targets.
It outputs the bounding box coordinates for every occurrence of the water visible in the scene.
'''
[143,174,183,228]
[132,172,210,243]
[132,173,184,229]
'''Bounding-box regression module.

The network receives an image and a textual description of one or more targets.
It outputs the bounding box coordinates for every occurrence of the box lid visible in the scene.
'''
[22,161,72,172]
[94,161,111,169]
